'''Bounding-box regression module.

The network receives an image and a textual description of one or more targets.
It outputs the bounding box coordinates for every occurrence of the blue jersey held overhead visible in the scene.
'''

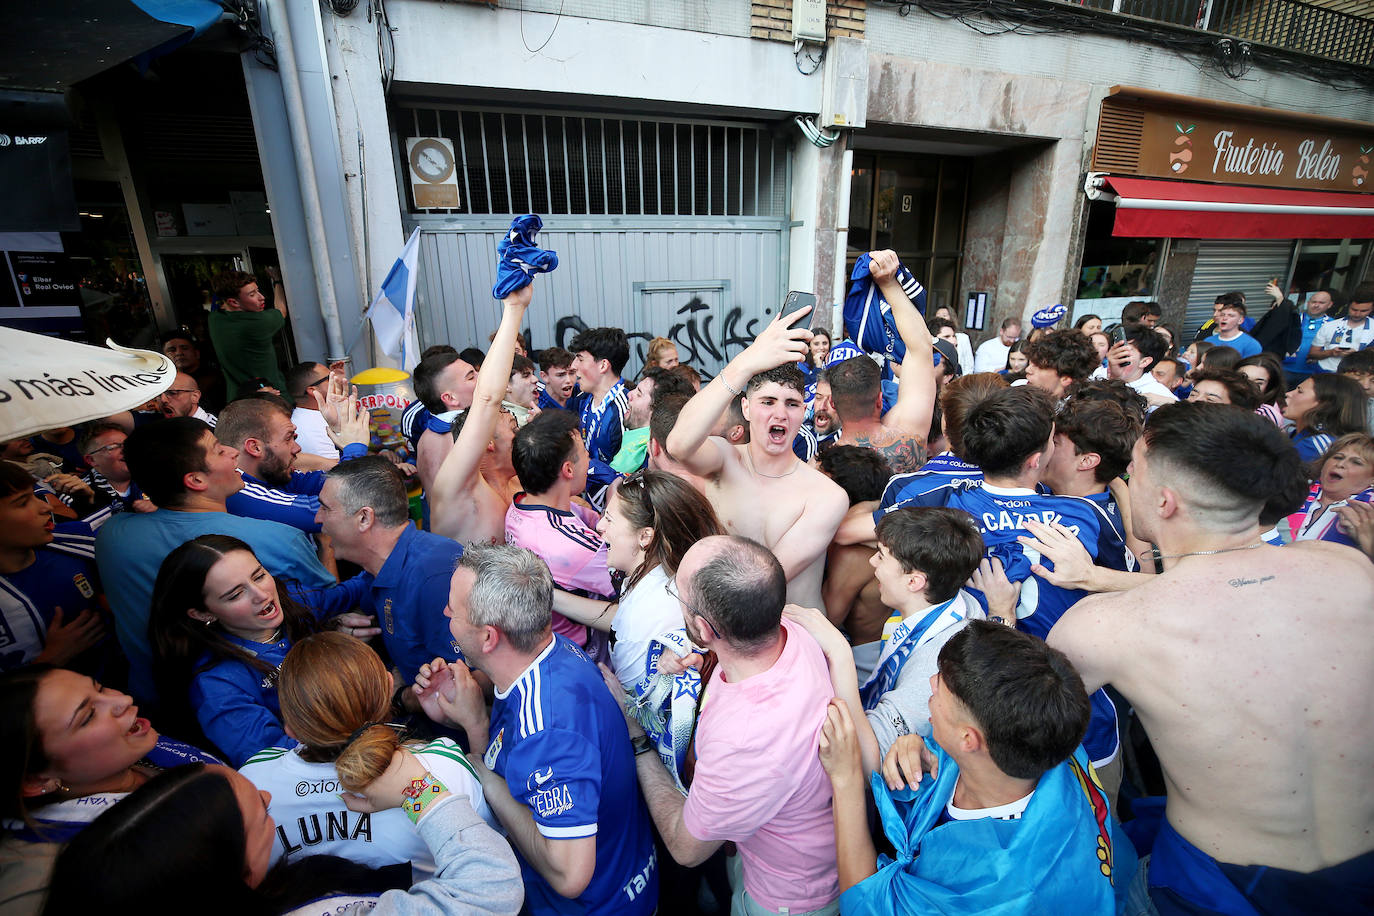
[484,636,658,915]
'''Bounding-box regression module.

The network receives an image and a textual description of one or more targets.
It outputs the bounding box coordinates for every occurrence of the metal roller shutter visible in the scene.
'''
[1184,240,1295,338]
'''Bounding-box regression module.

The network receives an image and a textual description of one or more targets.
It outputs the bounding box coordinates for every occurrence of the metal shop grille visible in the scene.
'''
[399,107,790,218]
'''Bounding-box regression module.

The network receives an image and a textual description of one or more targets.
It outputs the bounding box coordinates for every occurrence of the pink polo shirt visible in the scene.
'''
[682,617,839,911]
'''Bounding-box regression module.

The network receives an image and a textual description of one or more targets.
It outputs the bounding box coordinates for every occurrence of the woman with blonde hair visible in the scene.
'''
[644,336,680,371]
[239,631,495,876]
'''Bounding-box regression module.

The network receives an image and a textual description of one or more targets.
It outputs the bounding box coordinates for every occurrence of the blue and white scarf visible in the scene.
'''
[860,590,977,711]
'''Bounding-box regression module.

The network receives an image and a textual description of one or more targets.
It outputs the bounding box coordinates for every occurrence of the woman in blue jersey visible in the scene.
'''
[41,759,522,915]
[1283,374,1368,465]
[241,631,495,878]
[0,665,220,914]
[149,535,376,767]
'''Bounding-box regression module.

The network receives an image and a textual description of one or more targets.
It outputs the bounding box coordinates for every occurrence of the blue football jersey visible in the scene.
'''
[0,541,101,672]
[878,481,1120,765]
[580,381,628,466]
[484,636,658,914]
[878,453,983,515]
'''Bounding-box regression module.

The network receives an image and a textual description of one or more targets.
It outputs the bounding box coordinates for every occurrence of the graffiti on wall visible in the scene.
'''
[553,297,772,375]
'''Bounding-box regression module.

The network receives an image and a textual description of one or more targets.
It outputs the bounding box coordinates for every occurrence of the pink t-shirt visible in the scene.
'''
[504,494,614,644]
[682,617,839,911]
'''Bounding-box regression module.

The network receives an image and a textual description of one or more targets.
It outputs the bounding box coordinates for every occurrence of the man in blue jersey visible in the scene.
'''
[569,327,630,466]
[415,542,658,915]
[96,418,335,704]
[1280,287,1332,381]
[536,346,580,412]
[216,397,370,533]
[873,373,1006,516]
[0,461,107,673]
[1037,398,1141,575]
[316,457,462,686]
[849,386,1124,791]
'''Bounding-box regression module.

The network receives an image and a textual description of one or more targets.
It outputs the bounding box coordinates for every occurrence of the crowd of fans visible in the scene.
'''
[1,255,1372,916]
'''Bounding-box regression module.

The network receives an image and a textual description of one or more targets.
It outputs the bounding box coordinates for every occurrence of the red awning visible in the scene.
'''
[1096,176,1374,240]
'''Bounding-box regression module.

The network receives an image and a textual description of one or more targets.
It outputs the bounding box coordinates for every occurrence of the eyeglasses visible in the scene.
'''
[162,388,198,397]
[85,442,124,458]
[300,375,331,397]
[666,576,721,640]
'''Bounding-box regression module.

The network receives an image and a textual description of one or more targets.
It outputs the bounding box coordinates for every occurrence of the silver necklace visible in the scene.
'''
[746,448,799,479]
[1146,542,1264,562]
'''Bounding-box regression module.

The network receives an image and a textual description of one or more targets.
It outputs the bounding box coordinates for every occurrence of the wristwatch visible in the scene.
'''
[631,734,656,757]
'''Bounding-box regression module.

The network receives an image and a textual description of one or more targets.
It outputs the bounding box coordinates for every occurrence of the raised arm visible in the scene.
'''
[430,286,532,511]
[666,305,814,476]
[871,251,936,440]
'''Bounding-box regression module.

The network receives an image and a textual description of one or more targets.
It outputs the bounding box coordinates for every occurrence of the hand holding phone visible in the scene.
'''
[780,290,817,327]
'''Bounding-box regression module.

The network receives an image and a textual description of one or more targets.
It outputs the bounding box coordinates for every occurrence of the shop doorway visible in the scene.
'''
[847,153,969,313]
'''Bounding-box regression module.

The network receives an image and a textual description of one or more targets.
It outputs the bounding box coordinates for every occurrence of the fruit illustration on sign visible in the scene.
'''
[1353,145,1370,188]
[1170,123,1195,174]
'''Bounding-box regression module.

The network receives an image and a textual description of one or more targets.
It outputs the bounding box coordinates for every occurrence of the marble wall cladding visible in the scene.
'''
[865,53,1094,337]
[1158,239,1200,330]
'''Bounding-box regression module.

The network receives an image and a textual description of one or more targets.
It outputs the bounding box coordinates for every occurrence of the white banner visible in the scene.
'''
[0,327,175,440]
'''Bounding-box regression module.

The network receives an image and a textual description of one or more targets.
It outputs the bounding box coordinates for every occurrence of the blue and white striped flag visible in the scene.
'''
[366,227,422,370]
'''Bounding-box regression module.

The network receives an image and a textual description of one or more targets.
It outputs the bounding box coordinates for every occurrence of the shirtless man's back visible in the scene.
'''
[1049,402,1374,910]
[1061,543,1374,869]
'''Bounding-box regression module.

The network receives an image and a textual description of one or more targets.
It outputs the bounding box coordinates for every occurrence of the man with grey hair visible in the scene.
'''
[315,456,461,684]
[414,542,659,916]
[620,534,841,916]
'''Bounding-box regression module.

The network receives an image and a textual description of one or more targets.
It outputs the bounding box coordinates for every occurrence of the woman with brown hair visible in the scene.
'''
[1,666,220,914]
[239,631,495,877]
[148,535,377,767]
[550,469,725,688]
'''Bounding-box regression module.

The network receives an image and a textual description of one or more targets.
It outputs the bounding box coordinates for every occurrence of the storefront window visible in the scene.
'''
[1290,239,1369,305]
[1073,200,1164,324]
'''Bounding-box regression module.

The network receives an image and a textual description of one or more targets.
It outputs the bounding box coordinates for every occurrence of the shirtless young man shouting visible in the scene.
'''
[1047,402,1374,914]
[666,301,848,613]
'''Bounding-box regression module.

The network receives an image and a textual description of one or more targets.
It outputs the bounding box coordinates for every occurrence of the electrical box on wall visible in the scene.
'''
[820,37,868,129]
[793,0,827,42]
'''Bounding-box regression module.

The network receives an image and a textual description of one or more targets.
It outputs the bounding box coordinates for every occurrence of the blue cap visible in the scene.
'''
[1031,304,1068,329]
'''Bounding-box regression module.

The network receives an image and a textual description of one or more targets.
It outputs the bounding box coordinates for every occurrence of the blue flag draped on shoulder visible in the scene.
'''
[840,742,1136,915]
[844,253,926,368]
[366,227,422,371]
